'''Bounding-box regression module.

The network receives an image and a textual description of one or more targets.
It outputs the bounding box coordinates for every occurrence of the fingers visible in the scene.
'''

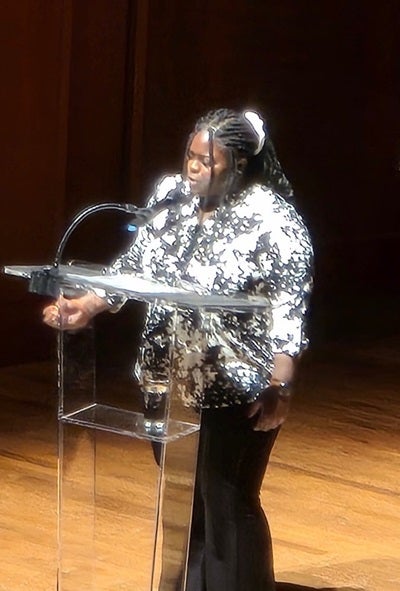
[247,401,276,431]
[57,295,74,313]
[246,401,261,419]
[253,408,288,431]
[43,296,86,330]
[253,416,282,432]
[43,297,75,329]
[42,304,61,329]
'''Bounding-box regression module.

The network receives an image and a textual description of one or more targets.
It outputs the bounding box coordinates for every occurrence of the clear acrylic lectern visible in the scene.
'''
[4,264,268,591]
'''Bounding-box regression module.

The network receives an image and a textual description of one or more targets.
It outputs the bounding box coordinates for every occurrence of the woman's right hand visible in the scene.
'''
[42,293,109,331]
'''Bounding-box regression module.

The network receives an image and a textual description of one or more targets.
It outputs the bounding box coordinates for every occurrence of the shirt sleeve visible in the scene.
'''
[109,174,182,275]
[257,197,313,357]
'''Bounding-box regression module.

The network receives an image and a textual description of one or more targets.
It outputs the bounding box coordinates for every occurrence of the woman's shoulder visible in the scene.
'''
[241,184,311,235]
[240,183,291,214]
[250,184,304,215]
[144,173,183,206]
[153,173,183,197]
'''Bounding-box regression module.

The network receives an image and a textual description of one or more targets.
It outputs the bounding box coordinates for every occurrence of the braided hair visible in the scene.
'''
[187,108,294,202]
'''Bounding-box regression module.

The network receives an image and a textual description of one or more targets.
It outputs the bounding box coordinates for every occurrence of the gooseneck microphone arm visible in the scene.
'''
[53,202,138,268]
[29,202,140,297]
[28,181,191,296]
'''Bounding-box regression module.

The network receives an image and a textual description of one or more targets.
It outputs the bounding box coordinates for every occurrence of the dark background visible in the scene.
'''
[1,0,399,368]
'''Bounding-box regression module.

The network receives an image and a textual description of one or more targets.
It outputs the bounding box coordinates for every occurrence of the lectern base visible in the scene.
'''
[58,420,199,591]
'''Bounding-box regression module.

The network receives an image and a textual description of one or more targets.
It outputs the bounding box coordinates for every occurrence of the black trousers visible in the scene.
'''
[185,405,279,591]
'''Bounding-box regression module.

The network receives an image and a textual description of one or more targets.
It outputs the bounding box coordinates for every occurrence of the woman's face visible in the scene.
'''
[185,130,229,196]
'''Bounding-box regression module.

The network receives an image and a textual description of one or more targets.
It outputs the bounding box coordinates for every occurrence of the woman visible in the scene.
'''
[44,108,313,591]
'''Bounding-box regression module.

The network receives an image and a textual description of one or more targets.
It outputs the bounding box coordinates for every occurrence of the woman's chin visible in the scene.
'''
[188,180,201,194]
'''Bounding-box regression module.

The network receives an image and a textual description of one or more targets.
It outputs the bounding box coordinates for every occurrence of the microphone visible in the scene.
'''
[126,180,192,231]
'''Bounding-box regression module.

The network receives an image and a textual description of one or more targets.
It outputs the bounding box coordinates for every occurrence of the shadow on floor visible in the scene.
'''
[277,583,364,591]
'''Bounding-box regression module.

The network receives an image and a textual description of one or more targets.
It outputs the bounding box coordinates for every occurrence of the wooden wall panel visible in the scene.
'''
[66,0,131,212]
[0,1,134,366]
[61,0,134,265]
[0,1,72,365]
[0,1,71,266]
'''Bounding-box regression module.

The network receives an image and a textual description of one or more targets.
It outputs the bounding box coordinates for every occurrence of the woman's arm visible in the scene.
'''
[247,353,294,431]
[248,196,313,431]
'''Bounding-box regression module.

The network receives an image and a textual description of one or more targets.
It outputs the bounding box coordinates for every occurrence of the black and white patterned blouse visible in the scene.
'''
[110,174,313,408]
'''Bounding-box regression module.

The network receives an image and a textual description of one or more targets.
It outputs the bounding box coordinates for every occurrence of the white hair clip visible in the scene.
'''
[243,110,266,155]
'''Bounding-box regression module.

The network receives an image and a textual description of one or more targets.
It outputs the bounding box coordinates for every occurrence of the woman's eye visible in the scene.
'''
[187,151,210,167]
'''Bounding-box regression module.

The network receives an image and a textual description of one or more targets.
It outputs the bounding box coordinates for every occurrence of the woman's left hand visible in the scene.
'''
[246,385,291,431]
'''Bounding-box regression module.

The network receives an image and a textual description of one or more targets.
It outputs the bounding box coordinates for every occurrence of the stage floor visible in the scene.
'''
[0,337,399,591]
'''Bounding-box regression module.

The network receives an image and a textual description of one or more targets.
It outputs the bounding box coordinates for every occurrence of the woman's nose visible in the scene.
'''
[188,158,200,174]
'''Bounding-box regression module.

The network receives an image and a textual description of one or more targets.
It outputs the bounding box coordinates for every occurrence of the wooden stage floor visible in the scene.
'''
[0,337,399,591]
